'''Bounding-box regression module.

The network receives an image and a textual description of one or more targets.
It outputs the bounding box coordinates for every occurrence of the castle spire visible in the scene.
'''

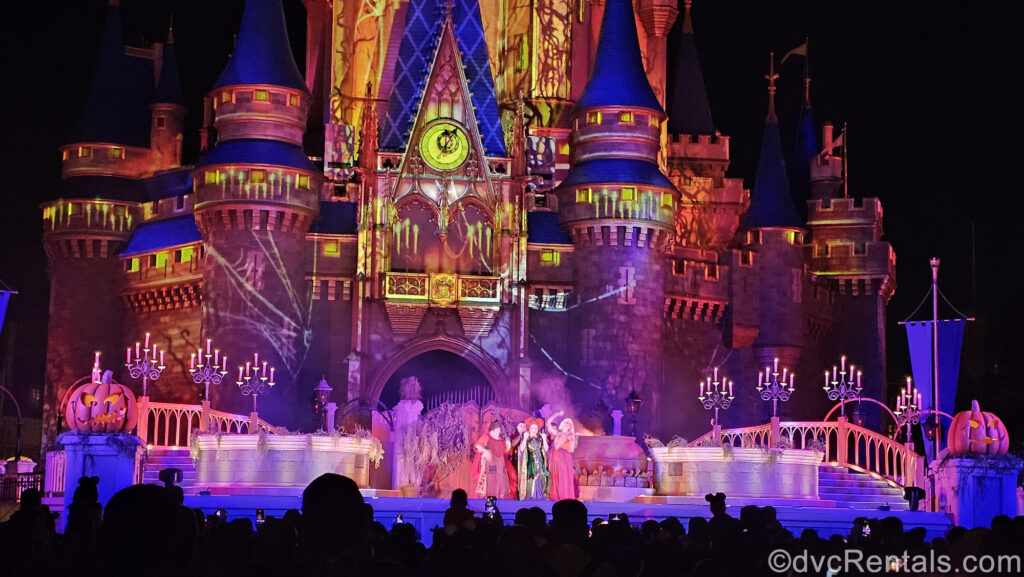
[668,0,715,135]
[765,52,779,122]
[741,53,803,230]
[153,23,183,106]
[213,0,306,91]
[576,0,661,112]
[76,0,152,148]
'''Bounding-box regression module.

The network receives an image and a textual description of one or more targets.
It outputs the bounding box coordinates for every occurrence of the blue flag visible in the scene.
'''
[0,290,11,340]
[905,319,967,460]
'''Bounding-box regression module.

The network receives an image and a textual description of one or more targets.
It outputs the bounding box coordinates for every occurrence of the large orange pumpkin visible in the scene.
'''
[63,370,138,433]
[947,399,1009,456]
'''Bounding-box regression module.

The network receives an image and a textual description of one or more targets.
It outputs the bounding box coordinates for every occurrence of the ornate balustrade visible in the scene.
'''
[687,417,925,490]
[384,272,500,306]
[139,400,277,447]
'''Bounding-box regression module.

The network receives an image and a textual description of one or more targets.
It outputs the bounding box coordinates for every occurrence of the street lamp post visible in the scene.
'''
[625,390,642,437]
[313,377,334,431]
[699,367,733,443]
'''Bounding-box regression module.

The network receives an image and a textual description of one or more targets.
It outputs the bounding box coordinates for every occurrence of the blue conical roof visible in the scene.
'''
[75,2,153,148]
[154,29,184,105]
[668,7,715,135]
[742,118,804,230]
[213,0,306,91]
[576,0,662,112]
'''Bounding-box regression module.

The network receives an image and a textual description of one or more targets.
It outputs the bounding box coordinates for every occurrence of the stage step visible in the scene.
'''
[142,448,197,489]
[818,465,908,511]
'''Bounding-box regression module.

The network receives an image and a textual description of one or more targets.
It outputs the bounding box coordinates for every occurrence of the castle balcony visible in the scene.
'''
[121,244,203,290]
[383,272,501,307]
[61,143,152,179]
[42,199,140,239]
[212,85,309,145]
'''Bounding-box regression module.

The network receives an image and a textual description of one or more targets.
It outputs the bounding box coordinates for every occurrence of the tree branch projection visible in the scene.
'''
[535,0,572,99]
[674,176,736,250]
[331,0,398,128]
[203,232,312,380]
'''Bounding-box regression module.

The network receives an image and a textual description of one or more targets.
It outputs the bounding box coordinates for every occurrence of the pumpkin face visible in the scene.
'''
[64,375,138,433]
[947,399,1009,456]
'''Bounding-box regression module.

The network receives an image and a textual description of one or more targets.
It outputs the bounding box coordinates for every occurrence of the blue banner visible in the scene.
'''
[905,319,967,460]
[0,290,11,340]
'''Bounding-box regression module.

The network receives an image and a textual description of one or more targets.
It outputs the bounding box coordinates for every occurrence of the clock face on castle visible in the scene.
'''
[419,121,470,171]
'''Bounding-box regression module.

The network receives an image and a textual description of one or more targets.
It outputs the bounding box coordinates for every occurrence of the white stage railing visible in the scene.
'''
[44,449,66,496]
[139,399,277,448]
[688,416,925,490]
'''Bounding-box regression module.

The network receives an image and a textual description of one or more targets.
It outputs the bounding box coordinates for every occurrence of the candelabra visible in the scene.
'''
[757,357,794,418]
[698,367,733,430]
[895,376,922,447]
[125,333,165,397]
[237,353,275,413]
[823,355,863,417]
[189,339,228,401]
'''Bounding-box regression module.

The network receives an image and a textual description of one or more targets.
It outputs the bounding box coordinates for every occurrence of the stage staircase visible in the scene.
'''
[818,464,908,510]
[142,447,197,490]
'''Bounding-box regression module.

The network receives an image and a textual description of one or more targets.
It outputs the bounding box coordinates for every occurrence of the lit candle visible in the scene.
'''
[824,371,830,389]
[190,353,196,370]
[262,361,268,378]
[151,343,158,360]
[245,361,252,379]
[269,367,275,382]
[758,372,763,389]
[713,366,719,381]
[94,351,100,366]
[253,353,259,367]
[857,371,862,388]
[214,349,220,366]
[197,347,203,365]
[700,380,705,398]
[840,355,846,372]
[221,356,226,372]
[789,373,795,391]
[833,366,837,381]
[238,366,243,382]
[145,332,150,349]
[159,350,165,366]
[773,358,779,373]
[136,342,141,357]
[782,368,788,383]
[728,380,733,397]
[126,347,132,365]
[206,339,212,356]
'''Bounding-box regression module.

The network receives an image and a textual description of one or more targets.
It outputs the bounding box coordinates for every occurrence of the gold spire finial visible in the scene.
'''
[765,52,779,120]
[443,0,455,18]
[683,0,694,34]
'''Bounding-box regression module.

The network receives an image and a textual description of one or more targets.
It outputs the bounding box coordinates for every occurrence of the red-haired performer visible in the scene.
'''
[471,420,513,499]
[546,409,579,500]
[517,417,551,499]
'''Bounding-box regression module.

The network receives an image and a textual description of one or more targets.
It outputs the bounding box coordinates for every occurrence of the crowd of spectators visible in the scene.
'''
[1,474,1023,576]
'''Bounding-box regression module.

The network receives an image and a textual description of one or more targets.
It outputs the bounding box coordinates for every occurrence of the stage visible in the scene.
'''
[180,493,955,546]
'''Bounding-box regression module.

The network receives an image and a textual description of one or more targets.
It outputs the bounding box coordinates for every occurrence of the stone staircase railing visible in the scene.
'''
[688,416,925,490]
[138,398,277,447]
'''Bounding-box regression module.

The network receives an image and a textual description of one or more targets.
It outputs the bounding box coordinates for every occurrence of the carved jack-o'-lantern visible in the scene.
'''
[64,370,138,433]
[947,399,1009,456]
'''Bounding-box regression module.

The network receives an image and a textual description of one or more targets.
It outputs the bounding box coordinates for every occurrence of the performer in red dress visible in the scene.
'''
[471,420,513,499]
[546,409,579,501]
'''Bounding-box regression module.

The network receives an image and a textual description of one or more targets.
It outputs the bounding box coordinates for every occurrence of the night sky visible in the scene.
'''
[1,1,1020,433]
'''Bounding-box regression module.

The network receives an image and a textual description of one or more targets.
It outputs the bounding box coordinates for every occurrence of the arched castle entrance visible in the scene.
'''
[366,334,515,408]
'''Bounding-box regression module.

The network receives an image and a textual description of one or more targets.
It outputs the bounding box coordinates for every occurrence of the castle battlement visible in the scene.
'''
[805,240,896,279]
[567,222,671,250]
[667,132,730,162]
[41,198,140,239]
[807,196,883,224]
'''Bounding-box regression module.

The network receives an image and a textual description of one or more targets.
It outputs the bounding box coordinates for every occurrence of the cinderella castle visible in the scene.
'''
[39,0,895,448]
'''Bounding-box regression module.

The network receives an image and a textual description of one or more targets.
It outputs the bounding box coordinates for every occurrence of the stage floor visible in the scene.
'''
[181,493,955,546]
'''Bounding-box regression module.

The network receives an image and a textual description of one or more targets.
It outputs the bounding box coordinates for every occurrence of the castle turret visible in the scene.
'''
[40,0,148,448]
[556,0,676,431]
[739,55,806,372]
[193,0,321,427]
[150,25,186,171]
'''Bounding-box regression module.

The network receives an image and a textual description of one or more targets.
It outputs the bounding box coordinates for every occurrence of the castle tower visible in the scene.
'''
[805,124,896,412]
[665,1,747,252]
[192,0,322,426]
[40,0,148,447]
[150,25,185,172]
[556,0,677,428]
[739,55,806,372]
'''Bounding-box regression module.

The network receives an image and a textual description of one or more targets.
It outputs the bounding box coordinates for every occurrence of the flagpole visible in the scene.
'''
[930,257,940,511]
[842,122,849,198]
